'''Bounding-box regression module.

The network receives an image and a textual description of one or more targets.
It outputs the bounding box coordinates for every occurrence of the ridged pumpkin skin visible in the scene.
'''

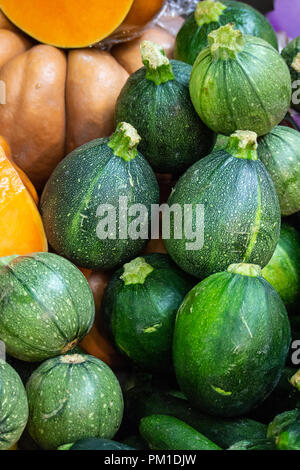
[116,56,216,174]
[257,126,300,216]
[175,0,278,65]
[103,254,195,372]
[281,36,300,112]
[41,130,160,270]
[190,30,291,137]
[26,354,124,450]
[0,360,29,450]
[262,224,300,313]
[173,266,291,417]
[0,253,95,362]
[164,141,281,279]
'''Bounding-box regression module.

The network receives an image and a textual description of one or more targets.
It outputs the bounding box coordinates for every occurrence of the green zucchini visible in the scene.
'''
[26,353,124,450]
[175,0,278,65]
[125,387,268,448]
[228,439,276,450]
[164,131,281,279]
[190,24,291,136]
[0,359,28,450]
[115,41,216,174]
[0,253,95,362]
[257,126,300,216]
[173,263,291,417]
[41,123,159,270]
[102,253,195,372]
[58,438,135,451]
[262,224,300,313]
[281,36,300,112]
[139,415,221,450]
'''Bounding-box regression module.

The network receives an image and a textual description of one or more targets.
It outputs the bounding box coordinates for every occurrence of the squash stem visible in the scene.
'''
[208,23,245,60]
[290,370,300,391]
[140,40,175,85]
[227,263,262,278]
[195,0,226,27]
[292,52,300,73]
[108,123,141,162]
[226,130,258,161]
[121,257,154,285]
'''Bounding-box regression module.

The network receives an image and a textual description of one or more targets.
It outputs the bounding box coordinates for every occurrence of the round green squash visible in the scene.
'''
[281,36,300,112]
[102,254,195,372]
[41,123,160,270]
[267,409,300,450]
[189,24,291,137]
[115,41,216,174]
[257,126,300,216]
[164,131,281,279]
[26,353,124,450]
[173,263,291,417]
[262,224,300,313]
[59,438,135,450]
[175,0,278,65]
[0,359,28,450]
[0,253,95,362]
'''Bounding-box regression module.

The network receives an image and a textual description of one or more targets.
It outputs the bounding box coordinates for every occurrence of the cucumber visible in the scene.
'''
[139,415,221,450]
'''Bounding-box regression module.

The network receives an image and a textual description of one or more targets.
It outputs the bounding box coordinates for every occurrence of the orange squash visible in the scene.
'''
[0,0,135,48]
[0,146,47,256]
[0,10,17,31]
[124,0,165,27]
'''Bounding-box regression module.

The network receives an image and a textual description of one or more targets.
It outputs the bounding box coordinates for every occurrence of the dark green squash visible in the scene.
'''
[102,253,195,372]
[189,24,291,136]
[58,437,135,450]
[262,224,300,313]
[267,409,300,450]
[257,126,300,216]
[175,0,278,65]
[228,439,276,451]
[164,131,281,279]
[0,359,28,450]
[281,36,300,112]
[173,263,291,417]
[26,353,124,450]
[139,414,221,450]
[41,123,160,270]
[115,41,216,174]
[0,253,95,362]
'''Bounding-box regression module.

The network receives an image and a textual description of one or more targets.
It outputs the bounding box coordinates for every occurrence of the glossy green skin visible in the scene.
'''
[0,253,95,362]
[173,271,291,417]
[41,139,159,270]
[190,36,291,137]
[258,126,300,216]
[228,439,276,450]
[125,388,268,448]
[281,36,300,112]
[164,149,281,279]
[26,354,124,450]
[61,438,135,450]
[115,61,216,174]
[262,224,300,312]
[140,414,221,450]
[0,360,28,450]
[103,254,195,372]
[175,0,278,65]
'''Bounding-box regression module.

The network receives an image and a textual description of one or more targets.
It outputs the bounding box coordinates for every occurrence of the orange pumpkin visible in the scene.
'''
[0,144,47,256]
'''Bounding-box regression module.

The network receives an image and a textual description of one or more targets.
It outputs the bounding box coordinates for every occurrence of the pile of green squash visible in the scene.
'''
[1,0,300,452]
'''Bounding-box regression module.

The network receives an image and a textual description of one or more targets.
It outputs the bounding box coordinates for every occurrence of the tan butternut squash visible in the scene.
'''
[0,29,31,69]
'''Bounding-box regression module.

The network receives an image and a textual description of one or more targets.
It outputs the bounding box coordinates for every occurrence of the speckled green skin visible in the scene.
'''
[103,254,195,372]
[282,36,300,112]
[41,139,159,270]
[262,224,300,313]
[140,415,221,450]
[173,271,291,417]
[0,253,95,362]
[277,420,300,450]
[115,61,216,174]
[258,126,300,216]
[175,0,278,65]
[0,360,28,450]
[190,36,291,137]
[26,354,124,450]
[164,149,281,279]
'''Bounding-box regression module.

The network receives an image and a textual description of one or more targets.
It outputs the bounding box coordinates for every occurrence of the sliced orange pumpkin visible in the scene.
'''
[0,147,47,256]
[0,0,134,48]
